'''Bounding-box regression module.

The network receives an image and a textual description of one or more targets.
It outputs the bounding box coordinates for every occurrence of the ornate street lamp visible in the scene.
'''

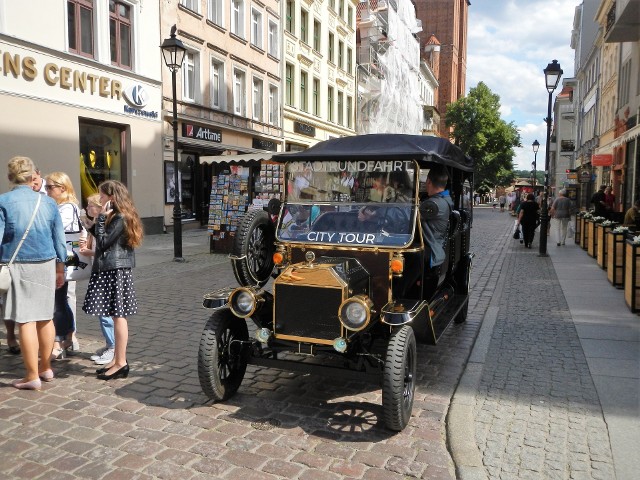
[539,60,563,256]
[532,139,540,188]
[161,25,187,261]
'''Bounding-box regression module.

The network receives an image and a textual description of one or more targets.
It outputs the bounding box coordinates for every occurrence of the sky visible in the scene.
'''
[466,0,579,172]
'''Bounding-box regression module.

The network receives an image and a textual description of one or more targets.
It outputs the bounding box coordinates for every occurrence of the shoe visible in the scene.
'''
[557,243,561,246]
[50,347,66,361]
[520,239,523,244]
[38,369,54,382]
[97,364,129,381]
[94,348,115,365]
[7,342,20,355]
[561,242,565,246]
[12,378,42,390]
[91,346,111,361]
[96,366,109,374]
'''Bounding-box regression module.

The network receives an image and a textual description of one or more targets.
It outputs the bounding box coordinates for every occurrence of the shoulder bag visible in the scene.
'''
[0,195,42,293]
[64,204,92,281]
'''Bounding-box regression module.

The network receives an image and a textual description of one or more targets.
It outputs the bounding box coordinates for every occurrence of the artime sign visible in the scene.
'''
[182,123,222,143]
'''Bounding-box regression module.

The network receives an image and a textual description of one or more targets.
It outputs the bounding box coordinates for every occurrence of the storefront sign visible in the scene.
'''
[0,42,161,120]
[591,154,613,166]
[252,138,277,151]
[182,123,222,143]
[579,170,591,183]
[294,121,316,137]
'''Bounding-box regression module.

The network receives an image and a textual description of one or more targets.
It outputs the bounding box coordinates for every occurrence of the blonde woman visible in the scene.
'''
[45,172,83,358]
[83,181,143,380]
[1,157,66,389]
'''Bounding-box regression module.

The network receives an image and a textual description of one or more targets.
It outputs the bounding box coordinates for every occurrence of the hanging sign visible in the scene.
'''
[591,154,613,166]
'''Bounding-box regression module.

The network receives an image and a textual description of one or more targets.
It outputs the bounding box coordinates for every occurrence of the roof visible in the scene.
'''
[271,134,474,172]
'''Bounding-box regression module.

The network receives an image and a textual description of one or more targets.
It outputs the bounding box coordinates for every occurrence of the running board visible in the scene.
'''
[429,294,468,345]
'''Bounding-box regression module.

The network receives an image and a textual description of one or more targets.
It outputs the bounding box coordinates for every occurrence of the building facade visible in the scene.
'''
[0,0,164,233]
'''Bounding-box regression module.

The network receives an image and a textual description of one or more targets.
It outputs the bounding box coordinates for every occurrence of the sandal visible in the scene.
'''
[50,347,66,360]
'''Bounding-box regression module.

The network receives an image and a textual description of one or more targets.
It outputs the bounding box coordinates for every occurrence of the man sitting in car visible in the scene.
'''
[420,165,453,269]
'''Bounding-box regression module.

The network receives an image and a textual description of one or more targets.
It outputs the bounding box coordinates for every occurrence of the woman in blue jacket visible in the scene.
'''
[0,156,67,390]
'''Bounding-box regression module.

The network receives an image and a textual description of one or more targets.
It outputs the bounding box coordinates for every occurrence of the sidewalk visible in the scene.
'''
[450,218,640,480]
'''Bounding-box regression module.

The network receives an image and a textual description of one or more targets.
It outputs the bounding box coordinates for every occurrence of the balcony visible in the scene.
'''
[605,0,640,42]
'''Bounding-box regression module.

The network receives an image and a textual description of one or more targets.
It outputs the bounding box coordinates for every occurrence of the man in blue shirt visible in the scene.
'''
[420,165,453,269]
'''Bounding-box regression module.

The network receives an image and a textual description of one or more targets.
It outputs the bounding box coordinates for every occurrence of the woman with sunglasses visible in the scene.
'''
[45,172,83,358]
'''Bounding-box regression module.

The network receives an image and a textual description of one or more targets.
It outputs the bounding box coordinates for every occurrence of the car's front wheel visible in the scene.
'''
[198,308,249,401]
[382,325,417,431]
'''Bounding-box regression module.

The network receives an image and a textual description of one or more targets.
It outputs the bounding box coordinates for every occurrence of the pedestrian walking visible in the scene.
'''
[1,156,67,390]
[550,189,572,246]
[517,193,540,249]
[82,180,143,380]
[79,194,115,366]
[499,194,506,212]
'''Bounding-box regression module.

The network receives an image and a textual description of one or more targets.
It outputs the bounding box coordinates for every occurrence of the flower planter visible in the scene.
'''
[607,231,626,288]
[581,218,591,251]
[624,240,640,312]
[587,220,597,257]
[574,216,582,245]
[596,225,613,269]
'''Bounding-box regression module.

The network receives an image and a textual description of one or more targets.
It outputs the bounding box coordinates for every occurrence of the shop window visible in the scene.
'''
[268,20,279,58]
[269,84,279,126]
[79,121,126,203]
[109,0,133,69]
[233,68,246,116]
[211,58,225,109]
[251,8,263,49]
[67,0,94,58]
[231,0,244,37]
[208,0,224,26]
[300,71,308,112]
[253,77,263,121]
[182,50,199,102]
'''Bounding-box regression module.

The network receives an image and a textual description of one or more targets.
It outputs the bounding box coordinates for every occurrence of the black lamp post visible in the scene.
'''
[539,60,563,257]
[161,25,187,262]
[532,139,540,188]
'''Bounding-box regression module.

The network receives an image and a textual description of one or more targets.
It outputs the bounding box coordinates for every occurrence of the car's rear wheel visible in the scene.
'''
[382,325,416,431]
[231,209,275,287]
[198,309,249,401]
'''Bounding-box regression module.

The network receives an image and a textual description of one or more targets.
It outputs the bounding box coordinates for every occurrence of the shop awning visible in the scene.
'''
[200,152,275,164]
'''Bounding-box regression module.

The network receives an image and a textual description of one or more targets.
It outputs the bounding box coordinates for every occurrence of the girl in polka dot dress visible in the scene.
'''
[82,181,143,380]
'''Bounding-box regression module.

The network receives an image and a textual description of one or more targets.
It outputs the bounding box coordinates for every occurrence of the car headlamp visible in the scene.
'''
[338,295,373,331]
[229,288,257,318]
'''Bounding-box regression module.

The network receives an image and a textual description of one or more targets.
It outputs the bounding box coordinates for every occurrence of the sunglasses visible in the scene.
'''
[44,184,63,190]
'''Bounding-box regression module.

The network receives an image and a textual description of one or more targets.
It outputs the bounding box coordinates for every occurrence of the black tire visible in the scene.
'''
[454,255,472,324]
[231,209,275,287]
[382,326,417,431]
[198,308,249,401]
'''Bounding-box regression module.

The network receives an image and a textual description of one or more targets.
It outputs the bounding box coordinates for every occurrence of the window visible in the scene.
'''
[300,71,308,112]
[300,9,308,44]
[327,86,334,121]
[269,85,279,126]
[251,8,263,48]
[348,6,353,26]
[68,0,94,58]
[313,19,321,51]
[211,58,225,109]
[253,77,263,121]
[313,78,320,116]
[233,68,246,115]
[80,121,126,189]
[180,0,199,12]
[337,91,343,125]
[347,47,352,74]
[329,0,335,10]
[328,33,334,63]
[268,20,279,58]
[338,0,344,18]
[347,95,352,128]
[231,0,244,37]
[286,63,294,106]
[109,1,132,69]
[619,60,631,107]
[286,0,294,33]
[338,40,344,69]
[182,50,199,101]
[208,0,224,26]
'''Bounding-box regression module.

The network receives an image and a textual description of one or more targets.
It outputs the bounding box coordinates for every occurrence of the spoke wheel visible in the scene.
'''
[382,326,416,431]
[231,210,275,287]
[198,309,249,401]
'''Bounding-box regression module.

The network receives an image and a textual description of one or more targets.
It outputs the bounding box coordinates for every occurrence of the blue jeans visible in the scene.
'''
[99,316,115,348]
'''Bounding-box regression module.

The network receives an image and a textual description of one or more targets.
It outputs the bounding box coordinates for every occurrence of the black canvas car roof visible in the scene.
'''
[271,134,474,172]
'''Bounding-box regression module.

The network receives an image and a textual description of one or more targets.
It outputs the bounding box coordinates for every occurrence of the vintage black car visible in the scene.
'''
[198,134,474,431]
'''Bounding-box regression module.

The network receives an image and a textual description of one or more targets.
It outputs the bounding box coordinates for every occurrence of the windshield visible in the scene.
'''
[277,160,417,247]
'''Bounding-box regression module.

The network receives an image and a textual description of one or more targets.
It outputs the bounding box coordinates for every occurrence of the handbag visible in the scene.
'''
[64,204,92,281]
[513,226,521,240]
[0,195,42,293]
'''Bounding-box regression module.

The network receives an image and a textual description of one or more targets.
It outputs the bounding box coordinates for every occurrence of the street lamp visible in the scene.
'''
[161,25,187,262]
[539,60,563,256]
[532,139,540,188]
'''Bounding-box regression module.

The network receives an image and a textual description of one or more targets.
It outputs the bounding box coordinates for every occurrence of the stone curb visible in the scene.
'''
[447,229,513,480]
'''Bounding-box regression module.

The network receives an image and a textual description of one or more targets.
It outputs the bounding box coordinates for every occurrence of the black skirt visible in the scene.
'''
[82,268,138,317]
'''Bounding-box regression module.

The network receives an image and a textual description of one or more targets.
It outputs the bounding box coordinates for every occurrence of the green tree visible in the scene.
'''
[445,82,521,188]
